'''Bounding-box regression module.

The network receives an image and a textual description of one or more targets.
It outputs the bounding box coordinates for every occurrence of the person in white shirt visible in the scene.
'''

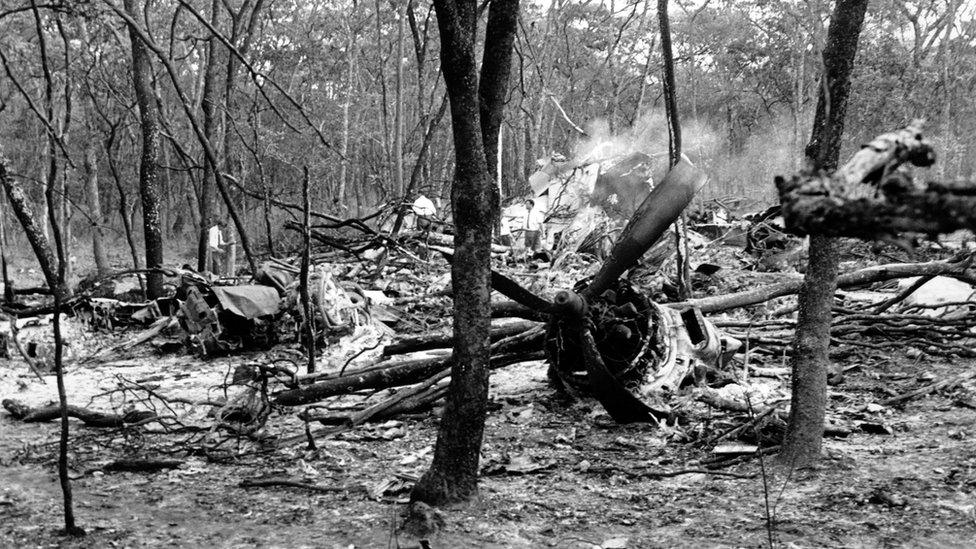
[412,194,437,232]
[207,220,227,274]
[524,198,545,256]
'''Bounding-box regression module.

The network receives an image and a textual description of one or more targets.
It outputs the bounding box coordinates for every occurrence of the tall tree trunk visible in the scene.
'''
[374,0,392,189]
[124,0,164,298]
[779,0,868,468]
[197,0,223,271]
[0,190,13,302]
[105,130,145,289]
[338,22,357,211]
[394,1,406,198]
[83,130,109,275]
[300,167,315,373]
[24,10,83,533]
[1,157,83,536]
[411,0,519,508]
[76,19,110,275]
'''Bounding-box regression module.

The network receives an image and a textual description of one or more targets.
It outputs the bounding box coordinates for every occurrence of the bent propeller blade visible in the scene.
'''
[583,157,707,299]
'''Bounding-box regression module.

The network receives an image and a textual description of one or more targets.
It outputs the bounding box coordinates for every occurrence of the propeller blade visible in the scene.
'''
[579,324,670,423]
[584,157,707,299]
[434,247,556,313]
[489,269,556,313]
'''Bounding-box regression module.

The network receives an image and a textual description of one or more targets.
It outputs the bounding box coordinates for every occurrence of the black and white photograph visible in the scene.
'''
[1,0,975,546]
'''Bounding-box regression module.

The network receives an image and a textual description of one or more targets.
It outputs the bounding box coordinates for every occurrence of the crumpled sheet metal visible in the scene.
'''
[639,303,740,395]
[313,264,363,329]
[211,285,282,319]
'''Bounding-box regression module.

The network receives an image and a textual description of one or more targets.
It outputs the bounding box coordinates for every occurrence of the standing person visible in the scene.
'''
[523,198,545,260]
[412,194,437,260]
[412,194,437,233]
[207,220,227,274]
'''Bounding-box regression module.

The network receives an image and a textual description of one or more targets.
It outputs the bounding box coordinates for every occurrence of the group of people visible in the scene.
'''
[413,193,547,258]
[202,193,547,276]
[412,193,547,261]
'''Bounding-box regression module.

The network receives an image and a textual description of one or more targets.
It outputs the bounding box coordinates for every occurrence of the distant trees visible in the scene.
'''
[0,0,973,276]
[0,0,976,280]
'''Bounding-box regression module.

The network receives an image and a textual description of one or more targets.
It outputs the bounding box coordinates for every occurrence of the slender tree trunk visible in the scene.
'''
[24,9,83,533]
[411,0,519,508]
[197,0,222,271]
[83,136,109,275]
[394,2,406,197]
[300,167,315,374]
[77,55,109,275]
[124,0,164,298]
[374,0,392,187]
[263,178,275,256]
[1,157,83,536]
[0,191,13,302]
[779,0,868,468]
[105,132,145,287]
[338,24,357,211]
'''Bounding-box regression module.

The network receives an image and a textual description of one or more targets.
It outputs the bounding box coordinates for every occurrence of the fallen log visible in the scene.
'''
[696,392,852,439]
[103,459,184,473]
[491,300,546,321]
[82,316,177,363]
[383,319,540,356]
[2,398,156,428]
[881,370,976,407]
[239,477,362,494]
[306,350,546,426]
[275,326,546,405]
[424,231,511,254]
[275,355,452,406]
[670,257,973,313]
[296,352,449,384]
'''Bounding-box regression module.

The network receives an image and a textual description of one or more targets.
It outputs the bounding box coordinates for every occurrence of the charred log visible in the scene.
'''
[2,399,156,428]
[384,319,540,355]
[276,326,545,406]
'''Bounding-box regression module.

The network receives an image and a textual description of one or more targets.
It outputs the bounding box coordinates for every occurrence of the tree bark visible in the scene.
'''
[410,0,519,508]
[394,1,406,198]
[124,0,165,298]
[0,190,12,302]
[105,131,145,286]
[478,0,518,173]
[300,167,316,374]
[1,149,81,536]
[337,20,357,211]
[197,0,223,272]
[83,120,109,276]
[779,0,868,468]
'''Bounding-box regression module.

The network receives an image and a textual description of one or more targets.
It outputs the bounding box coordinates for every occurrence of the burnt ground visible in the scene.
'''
[1,333,975,549]
[1,240,975,548]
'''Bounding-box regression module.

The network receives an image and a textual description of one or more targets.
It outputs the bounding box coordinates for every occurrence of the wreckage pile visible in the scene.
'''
[3,143,976,467]
[2,219,974,465]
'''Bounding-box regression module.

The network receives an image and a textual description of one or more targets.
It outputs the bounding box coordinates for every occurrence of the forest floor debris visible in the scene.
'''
[2,230,976,546]
[2,350,975,547]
